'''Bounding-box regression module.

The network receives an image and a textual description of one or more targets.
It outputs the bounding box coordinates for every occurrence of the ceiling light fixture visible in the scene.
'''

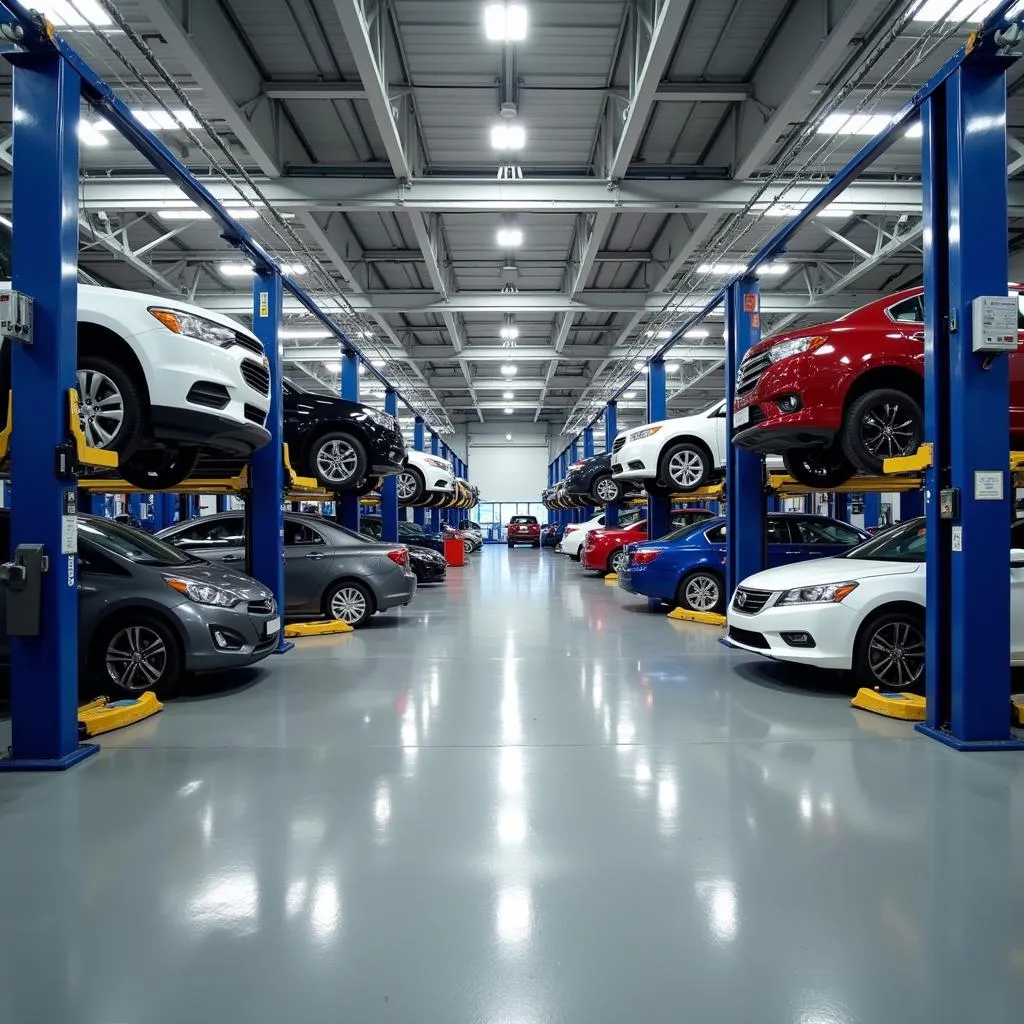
[505,433,513,441]
[279,328,331,340]
[219,262,307,277]
[42,1,112,27]
[500,325,519,341]
[501,363,518,376]
[496,227,524,248]
[683,329,709,339]
[912,1,999,23]
[665,363,679,373]
[93,108,200,132]
[78,121,108,147]
[372,358,387,368]
[491,123,526,150]
[633,362,648,373]
[645,329,673,339]
[503,390,514,400]
[696,262,788,277]
[504,407,514,415]
[484,3,528,41]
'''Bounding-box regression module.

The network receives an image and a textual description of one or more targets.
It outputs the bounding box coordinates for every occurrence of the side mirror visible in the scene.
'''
[1011,547,1024,569]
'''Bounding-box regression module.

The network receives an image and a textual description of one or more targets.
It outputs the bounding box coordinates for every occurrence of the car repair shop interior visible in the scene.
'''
[0,1,1023,1021]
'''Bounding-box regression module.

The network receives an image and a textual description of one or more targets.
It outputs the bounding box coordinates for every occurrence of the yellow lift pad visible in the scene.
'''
[284,620,353,638]
[850,687,926,721]
[667,608,726,626]
[77,692,163,737]
[1012,694,1024,727]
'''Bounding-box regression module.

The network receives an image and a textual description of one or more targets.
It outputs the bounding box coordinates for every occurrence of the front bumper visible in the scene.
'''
[413,562,446,583]
[151,406,271,456]
[610,435,662,481]
[173,599,281,672]
[726,600,856,669]
[369,425,407,477]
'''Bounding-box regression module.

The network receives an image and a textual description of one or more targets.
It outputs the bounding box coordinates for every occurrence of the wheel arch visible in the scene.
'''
[87,602,188,672]
[300,421,369,465]
[658,434,716,476]
[78,321,151,404]
[841,365,923,415]
[853,599,925,648]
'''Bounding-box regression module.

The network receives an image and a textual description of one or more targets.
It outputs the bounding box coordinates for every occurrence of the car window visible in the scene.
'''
[888,296,924,323]
[80,517,196,567]
[844,518,926,561]
[510,516,538,524]
[170,516,244,547]
[766,518,792,544]
[707,401,727,418]
[705,524,726,544]
[663,520,717,543]
[78,540,128,576]
[284,519,326,546]
[1012,519,1024,548]
[794,518,865,545]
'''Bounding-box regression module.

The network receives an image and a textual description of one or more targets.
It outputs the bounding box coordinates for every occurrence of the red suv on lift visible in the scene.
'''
[507,515,541,548]
[732,286,1024,486]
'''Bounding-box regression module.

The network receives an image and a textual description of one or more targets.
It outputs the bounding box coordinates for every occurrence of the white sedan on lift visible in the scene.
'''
[610,400,729,494]
[725,517,1024,693]
[396,450,455,504]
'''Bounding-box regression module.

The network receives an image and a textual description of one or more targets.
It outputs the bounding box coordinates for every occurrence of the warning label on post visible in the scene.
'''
[743,294,758,313]
[61,490,77,555]
[259,291,269,318]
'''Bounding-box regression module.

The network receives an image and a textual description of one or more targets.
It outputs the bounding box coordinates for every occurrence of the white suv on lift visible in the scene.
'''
[0,278,272,488]
[611,400,728,495]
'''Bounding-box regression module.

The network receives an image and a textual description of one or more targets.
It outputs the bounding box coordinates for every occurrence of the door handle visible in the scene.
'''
[305,551,326,560]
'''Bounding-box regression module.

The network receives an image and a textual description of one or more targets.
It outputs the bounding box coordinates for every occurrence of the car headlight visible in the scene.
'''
[164,577,240,607]
[149,308,239,347]
[767,335,826,364]
[776,581,859,606]
[365,407,396,430]
[628,426,662,441]
[426,456,451,470]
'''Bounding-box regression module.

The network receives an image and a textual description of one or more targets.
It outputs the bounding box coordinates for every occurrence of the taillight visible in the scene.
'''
[631,549,660,565]
[564,526,578,535]
[386,549,408,567]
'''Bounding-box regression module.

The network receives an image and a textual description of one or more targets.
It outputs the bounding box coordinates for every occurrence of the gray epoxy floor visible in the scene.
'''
[2,547,1024,1023]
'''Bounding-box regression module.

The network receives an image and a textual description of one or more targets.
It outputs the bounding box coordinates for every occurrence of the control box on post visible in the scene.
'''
[971,295,1018,352]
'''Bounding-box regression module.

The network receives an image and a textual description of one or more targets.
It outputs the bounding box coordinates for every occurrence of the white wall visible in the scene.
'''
[467,422,550,501]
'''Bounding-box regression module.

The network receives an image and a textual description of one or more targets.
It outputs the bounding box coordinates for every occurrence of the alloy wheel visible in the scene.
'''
[859,401,917,459]
[667,449,705,489]
[76,368,125,448]
[105,625,168,691]
[611,549,628,574]
[329,585,368,623]
[684,574,720,612]
[594,476,619,503]
[316,439,359,485]
[397,473,417,500]
[867,621,924,689]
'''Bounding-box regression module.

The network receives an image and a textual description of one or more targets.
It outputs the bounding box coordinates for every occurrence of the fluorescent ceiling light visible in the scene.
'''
[697,262,788,277]
[491,123,526,150]
[665,363,679,373]
[485,3,528,41]
[78,121,108,148]
[905,121,924,138]
[500,325,519,340]
[325,360,341,373]
[219,262,307,277]
[624,390,637,398]
[817,113,894,136]
[41,1,112,27]
[684,329,709,339]
[504,407,514,415]
[646,329,673,339]
[505,433,513,441]
[496,227,524,247]
[279,328,331,340]
[633,362,648,373]
[94,109,200,132]
[911,1,1000,21]
[503,390,514,400]
[754,201,854,219]
[158,207,258,221]
[501,363,518,376]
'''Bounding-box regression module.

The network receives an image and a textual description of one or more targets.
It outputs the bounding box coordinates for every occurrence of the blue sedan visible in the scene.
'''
[618,512,869,613]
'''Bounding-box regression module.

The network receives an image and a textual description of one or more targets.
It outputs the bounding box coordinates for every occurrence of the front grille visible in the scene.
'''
[612,437,625,454]
[241,358,271,395]
[728,626,770,649]
[232,332,265,356]
[736,350,772,395]
[186,381,230,409]
[732,587,772,614]
[244,404,266,425]
[247,598,274,614]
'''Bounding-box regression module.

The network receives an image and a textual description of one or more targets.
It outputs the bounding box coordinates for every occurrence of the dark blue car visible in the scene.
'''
[618,513,869,613]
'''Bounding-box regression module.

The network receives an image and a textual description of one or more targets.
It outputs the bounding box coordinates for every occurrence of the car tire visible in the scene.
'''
[782,444,855,488]
[310,431,368,491]
[853,606,925,694]
[606,547,628,575]
[119,446,200,490]
[532,540,540,548]
[463,538,473,555]
[590,473,623,505]
[842,388,924,476]
[75,353,145,458]
[676,570,725,614]
[91,614,182,698]
[507,541,514,548]
[569,551,580,562]
[660,439,713,492]
[397,467,426,504]
[324,579,375,628]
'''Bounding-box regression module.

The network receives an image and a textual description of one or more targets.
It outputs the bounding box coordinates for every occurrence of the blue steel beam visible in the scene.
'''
[412,416,425,526]
[646,360,670,542]
[1,51,96,769]
[919,60,1023,750]
[380,390,399,542]
[336,351,361,532]
[250,269,288,652]
[429,433,441,533]
[605,402,619,528]
[863,493,880,529]
[725,281,765,602]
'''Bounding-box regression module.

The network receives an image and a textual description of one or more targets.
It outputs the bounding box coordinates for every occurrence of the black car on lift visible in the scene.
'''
[197,378,406,494]
[564,451,643,506]
[360,515,446,555]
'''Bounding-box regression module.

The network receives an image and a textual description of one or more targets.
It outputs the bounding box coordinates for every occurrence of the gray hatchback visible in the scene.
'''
[157,511,417,627]
[0,512,280,697]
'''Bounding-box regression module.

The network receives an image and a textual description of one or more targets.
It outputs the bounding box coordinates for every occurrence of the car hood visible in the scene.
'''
[739,556,921,591]
[162,560,274,602]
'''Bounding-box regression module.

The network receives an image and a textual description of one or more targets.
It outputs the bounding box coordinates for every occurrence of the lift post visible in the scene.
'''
[569,439,580,523]
[380,389,399,542]
[646,359,670,540]
[1,51,97,770]
[863,492,881,530]
[901,489,924,518]
[605,401,619,527]
[429,432,441,533]
[725,280,767,601]
[336,350,361,532]
[919,53,1024,750]
[249,269,288,651]
[412,415,425,526]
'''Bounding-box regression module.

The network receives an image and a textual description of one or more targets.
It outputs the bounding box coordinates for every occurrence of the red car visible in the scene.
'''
[581,520,648,575]
[507,514,541,548]
[732,286,1024,486]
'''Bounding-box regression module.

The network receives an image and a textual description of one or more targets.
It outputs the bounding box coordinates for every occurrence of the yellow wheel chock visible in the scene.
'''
[284,620,354,638]
[850,687,926,721]
[77,692,163,738]
[604,572,619,582]
[667,608,726,626]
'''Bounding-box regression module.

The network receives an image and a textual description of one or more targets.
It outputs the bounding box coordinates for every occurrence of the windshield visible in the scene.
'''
[843,518,926,562]
[80,516,196,567]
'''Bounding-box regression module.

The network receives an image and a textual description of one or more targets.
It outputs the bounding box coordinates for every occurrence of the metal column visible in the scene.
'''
[863,492,881,529]
[725,281,766,602]
[412,416,425,526]
[605,402,619,527]
[833,493,850,523]
[216,495,229,514]
[646,359,670,539]
[2,51,96,769]
[249,269,288,651]
[582,427,595,519]
[429,432,441,533]
[336,350,361,532]
[380,390,399,542]
[919,58,1023,750]
[901,489,924,519]
[569,440,580,523]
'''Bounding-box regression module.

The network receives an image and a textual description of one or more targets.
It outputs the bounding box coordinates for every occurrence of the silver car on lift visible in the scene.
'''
[157,511,417,627]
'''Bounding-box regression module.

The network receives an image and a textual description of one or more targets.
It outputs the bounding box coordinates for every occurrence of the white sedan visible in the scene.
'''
[396,449,455,504]
[557,513,612,560]
[726,518,1024,693]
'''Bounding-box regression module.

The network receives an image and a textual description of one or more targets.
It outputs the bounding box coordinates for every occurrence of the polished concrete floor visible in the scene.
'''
[1,547,1024,1022]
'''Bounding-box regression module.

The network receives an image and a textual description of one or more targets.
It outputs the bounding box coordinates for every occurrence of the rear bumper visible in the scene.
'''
[377,571,418,610]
